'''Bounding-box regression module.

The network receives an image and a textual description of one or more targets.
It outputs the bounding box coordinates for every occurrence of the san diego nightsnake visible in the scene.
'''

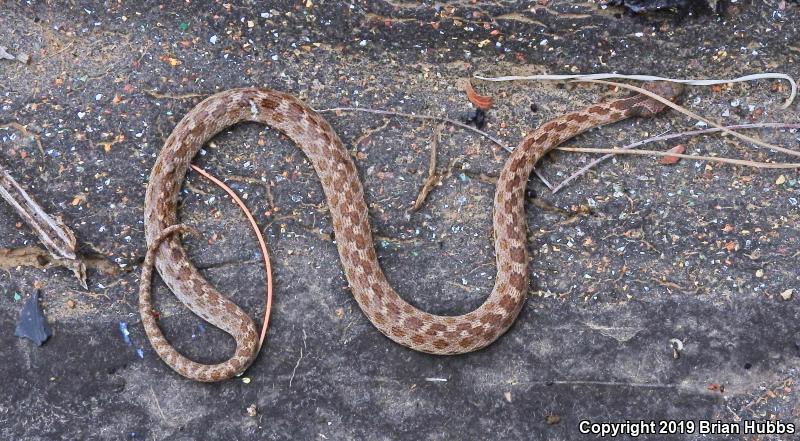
[139,82,683,381]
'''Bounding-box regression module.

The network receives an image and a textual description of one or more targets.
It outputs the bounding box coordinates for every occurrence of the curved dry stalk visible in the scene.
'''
[190,164,273,350]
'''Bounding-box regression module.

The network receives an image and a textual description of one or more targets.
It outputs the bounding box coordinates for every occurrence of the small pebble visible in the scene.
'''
[545,414,561,425]
[780,289,793,301]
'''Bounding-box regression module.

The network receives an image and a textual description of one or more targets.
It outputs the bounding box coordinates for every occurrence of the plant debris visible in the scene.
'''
[464,80,493,110]
[545,414,561,425]
[0,167,87,288]
[0,46,12,60]
[410,124,443,212]
[0,45,30,64]
[604,0,714,15]
[660,144,686,165]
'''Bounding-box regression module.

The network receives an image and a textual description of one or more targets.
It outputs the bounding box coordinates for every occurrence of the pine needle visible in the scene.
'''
[190,165,273,351]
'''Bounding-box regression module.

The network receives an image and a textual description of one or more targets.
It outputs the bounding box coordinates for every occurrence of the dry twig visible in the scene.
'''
[410,124,443,211]
[0,167,86,288]
[555,147,800,169]
[576,79,799,158]
[146,90,208,100]
[551,123,800,193]
[317,106,554,190]
[318,106,508,150]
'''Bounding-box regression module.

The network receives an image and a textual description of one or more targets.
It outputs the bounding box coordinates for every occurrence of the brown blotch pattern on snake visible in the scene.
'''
[140,84,682,381]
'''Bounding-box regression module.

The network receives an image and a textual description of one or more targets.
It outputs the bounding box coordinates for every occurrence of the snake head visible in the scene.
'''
[628,81,684,117]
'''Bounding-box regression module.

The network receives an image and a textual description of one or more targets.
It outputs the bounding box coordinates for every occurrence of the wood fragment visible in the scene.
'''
[0,122,46,158]
[0,46,15,60]
[0,167,87,288]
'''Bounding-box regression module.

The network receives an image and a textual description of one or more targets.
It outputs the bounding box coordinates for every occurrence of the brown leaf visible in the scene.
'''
[464,81,493,110]
[660,144,686,165]
[159,54,182,67]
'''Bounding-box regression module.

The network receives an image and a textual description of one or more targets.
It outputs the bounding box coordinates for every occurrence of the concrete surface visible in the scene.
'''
[1,1,798,440]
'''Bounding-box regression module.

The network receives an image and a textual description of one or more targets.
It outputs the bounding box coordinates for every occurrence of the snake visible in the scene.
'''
[139,82,683,382]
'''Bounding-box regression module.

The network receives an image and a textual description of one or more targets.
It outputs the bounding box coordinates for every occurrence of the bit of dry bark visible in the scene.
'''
[0,168,87,288]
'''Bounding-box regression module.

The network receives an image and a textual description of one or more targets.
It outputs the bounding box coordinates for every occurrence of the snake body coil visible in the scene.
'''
[139,83,683,381]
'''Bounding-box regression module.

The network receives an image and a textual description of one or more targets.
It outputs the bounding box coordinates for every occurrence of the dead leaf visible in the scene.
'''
[660,144,686,165]
[159,54,182,67]
[70,194,86,206]
[464,81,493,110]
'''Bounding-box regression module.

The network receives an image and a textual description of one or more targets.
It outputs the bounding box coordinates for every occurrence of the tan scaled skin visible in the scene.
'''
[139,83,683,381]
